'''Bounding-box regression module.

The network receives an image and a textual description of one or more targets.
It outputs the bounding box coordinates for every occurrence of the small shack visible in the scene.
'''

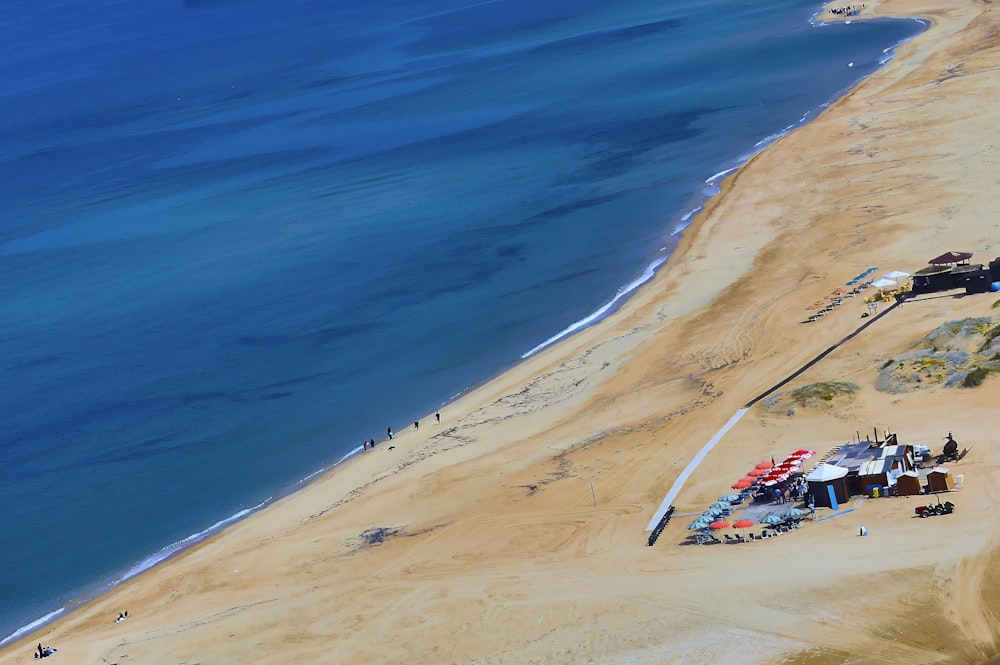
[926,467,954,493]
[806,463,850,509]
[857,458,894,495]
[896,470,922,496]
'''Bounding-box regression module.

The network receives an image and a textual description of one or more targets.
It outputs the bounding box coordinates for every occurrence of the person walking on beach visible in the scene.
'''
[435,411,441,424]
[414,420,419,430]
[369,437,375,449]
[38,644,44,659]
[387,426,393,440]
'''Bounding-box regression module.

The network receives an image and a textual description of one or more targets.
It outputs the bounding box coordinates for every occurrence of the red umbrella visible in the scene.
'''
[792,449,815,457]
[755,461,774,470]
[732,478,753,489]
[732,519,755,529]
[748,468,768,477]
[709,520,730,530]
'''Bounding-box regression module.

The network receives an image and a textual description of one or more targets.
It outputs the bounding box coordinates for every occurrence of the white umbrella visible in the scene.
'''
[871,277,897,289]
[884,270,909,279]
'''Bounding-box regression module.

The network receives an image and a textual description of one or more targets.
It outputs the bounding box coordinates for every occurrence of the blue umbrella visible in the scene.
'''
[710,501,732,510]
[687,519,711,530]
[784,508,804,519]
[760,514,784,525]
[718,494,740,503]
[703,507,723,517]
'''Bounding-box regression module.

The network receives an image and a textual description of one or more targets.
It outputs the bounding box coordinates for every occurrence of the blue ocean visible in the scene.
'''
[0,0,920,642]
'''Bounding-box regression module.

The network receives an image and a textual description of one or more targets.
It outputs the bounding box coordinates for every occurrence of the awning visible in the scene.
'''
[805,463,849,482]
[928,251,973,265]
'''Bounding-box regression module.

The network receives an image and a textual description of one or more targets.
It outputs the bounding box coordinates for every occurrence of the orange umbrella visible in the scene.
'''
[756,460,774,469]
[709,520,730,530]
[732,519,755,529]
[748,468,768,477]
[732,478,753,489]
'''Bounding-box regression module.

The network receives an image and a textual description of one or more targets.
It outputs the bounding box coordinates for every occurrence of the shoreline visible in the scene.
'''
[0,1,931,651]
[6,0,998,657]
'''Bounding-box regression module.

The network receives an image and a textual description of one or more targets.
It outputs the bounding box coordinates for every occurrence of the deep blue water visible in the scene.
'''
[0,0,920,642]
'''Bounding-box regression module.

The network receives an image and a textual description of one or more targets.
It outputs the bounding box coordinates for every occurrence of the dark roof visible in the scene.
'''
[928,251,973,265]
[826,441,878,472]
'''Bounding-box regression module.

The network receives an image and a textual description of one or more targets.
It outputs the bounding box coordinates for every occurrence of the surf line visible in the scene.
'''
[645,408,749,531]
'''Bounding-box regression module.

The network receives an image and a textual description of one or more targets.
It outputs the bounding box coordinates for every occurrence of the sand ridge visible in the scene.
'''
[7,0,1000,662]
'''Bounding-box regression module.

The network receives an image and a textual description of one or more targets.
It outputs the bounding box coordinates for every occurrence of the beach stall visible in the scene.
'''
[805,463,849,510]
[926,467,954,493]
[857,458,893,496]
[896,471,922,496]
[867,277,899,303]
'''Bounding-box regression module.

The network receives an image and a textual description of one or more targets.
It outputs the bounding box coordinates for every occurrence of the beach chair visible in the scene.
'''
[735,534,746,543]
[724,534,737,543]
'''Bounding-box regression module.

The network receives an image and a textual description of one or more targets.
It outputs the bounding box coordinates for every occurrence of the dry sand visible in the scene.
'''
[8,0,1000,662]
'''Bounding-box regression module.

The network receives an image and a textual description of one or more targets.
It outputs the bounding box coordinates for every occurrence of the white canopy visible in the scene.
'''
[884,270,910,279]
[871,277,897,289]
[805,463,849,482]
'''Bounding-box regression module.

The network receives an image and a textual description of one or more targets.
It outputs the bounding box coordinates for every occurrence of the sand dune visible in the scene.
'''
[7,0,1000,662]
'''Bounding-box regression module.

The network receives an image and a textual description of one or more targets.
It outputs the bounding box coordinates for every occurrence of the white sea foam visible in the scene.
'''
[521,254,669,358]
[705,166,739,186]
[670,206,703,236]
[680,206,701,222]
[112,498,270,585]
[0,608,65,646]
[336,446,364,465]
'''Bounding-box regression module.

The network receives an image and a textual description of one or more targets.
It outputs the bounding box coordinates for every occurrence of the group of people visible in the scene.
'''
[830,3,865,15]
[366,412,441,451]
[35,643,56,659]
[768,477,808,505]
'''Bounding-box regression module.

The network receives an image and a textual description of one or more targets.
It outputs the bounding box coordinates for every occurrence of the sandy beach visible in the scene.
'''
[7,0,1000,661]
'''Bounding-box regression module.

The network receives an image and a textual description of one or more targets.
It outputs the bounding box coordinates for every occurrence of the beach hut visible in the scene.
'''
[926,467,954,493]
[805,463,849,510]
[857,458,893,496]
[896,470,922,497]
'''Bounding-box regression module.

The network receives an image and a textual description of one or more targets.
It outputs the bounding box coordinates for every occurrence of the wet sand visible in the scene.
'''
[6,0,1000,661]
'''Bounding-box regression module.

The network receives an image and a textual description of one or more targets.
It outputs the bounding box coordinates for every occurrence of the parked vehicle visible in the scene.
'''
[915,499,955,518]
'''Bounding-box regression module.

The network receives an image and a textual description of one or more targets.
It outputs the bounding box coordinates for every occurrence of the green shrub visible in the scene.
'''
[880,359,893,369]
[963,366,991,388]
[979,325,1000,352]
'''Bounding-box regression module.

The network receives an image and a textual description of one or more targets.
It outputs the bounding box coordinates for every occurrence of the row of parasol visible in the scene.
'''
[731,449,815,489]
[687,507,807,531]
